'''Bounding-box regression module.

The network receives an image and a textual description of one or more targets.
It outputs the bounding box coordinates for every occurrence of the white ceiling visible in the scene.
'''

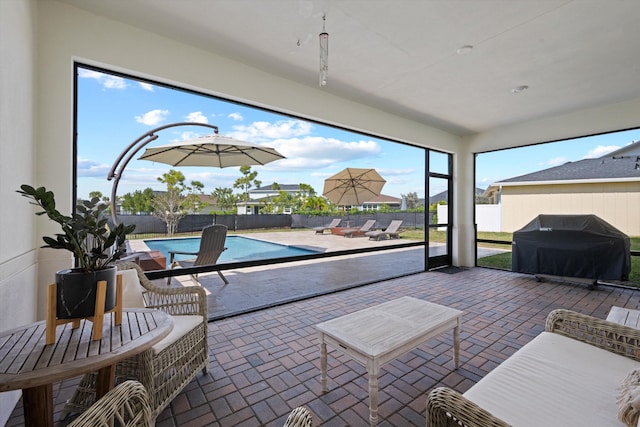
[59,0,640,136]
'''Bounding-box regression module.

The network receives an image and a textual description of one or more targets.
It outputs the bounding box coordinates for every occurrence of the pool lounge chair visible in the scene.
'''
[365,220,403,241]
[313,218,342,234]
[168,224,229,285]
[339,219,377,238]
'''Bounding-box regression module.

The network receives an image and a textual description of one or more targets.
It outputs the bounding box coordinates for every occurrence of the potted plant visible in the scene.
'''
[18,184,136,318]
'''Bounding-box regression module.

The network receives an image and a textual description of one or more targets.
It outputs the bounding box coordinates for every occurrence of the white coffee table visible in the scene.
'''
[316,296,462,426]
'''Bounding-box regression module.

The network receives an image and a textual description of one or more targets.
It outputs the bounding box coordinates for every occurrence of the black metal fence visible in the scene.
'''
[118,212,429,237]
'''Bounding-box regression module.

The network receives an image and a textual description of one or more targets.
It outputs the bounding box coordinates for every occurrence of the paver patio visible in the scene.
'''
[7,263,639,426]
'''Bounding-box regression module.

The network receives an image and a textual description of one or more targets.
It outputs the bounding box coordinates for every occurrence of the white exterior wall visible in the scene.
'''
[0,0,39,422]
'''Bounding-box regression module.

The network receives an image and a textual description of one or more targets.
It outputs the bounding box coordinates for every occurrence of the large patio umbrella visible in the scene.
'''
[322,167,386,206]
[137,134,285,168]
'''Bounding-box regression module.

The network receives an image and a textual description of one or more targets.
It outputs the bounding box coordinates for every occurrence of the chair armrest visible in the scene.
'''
[426,387,510,427]
[67,380,152,427]
[545,309,640,361]
[118,262,207,317]
[168,250,198,264]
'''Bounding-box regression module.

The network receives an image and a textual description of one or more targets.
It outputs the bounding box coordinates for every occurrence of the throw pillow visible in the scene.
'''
[618,368,640,427]
[118,269,146,308]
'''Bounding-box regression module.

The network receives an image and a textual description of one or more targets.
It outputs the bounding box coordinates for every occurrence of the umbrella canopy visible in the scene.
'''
[138,134,285,168]
[322,168,386,206]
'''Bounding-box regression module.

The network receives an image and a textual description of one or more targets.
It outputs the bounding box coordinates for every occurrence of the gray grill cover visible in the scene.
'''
[512,214,630,280]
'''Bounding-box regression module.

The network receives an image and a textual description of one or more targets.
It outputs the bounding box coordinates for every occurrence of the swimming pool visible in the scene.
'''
[144,235,319,267]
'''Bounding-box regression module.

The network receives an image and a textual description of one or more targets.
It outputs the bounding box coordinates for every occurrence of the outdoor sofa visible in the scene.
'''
[426,309,640,426]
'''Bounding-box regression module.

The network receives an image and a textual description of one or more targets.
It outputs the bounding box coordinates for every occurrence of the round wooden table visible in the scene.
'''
[0,308,173,427]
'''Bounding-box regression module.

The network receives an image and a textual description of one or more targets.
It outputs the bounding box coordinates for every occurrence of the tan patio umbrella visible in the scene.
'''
[137,134,285,167]
[322,167,386,206]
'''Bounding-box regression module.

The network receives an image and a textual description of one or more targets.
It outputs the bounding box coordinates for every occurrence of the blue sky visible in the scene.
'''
[77,67,640,201]
[77,67,427,201]
[476,129,640,189]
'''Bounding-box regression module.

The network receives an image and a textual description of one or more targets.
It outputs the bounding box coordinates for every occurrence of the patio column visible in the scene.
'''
[452,147,476,267]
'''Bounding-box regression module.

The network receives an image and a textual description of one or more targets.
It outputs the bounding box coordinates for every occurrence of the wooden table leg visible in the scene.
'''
[453,317,460,368]
[367,361,379,427]
[319,334,327,392]
[95,364,116,399]
[22,384,53,427]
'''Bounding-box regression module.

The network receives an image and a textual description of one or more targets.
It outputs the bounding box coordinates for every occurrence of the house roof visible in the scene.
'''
[429,188,485,204]
[362,194,401,204]
[252,184,303,192]
[603,141,640,158]
[495,156,640,185]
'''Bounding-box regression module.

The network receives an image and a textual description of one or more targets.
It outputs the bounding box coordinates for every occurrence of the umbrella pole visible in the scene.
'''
[107,122,219,224]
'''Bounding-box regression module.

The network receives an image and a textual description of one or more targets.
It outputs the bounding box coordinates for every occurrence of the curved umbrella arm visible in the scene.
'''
[108,122,219,224]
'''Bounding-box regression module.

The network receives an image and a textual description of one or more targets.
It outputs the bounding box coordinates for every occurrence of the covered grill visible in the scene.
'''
[512,214,630,283]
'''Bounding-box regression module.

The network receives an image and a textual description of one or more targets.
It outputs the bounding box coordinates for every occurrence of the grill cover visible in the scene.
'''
[512,214,630,280]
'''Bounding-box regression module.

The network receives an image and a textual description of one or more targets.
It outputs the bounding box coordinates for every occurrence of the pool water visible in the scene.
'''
[144,235,318,267]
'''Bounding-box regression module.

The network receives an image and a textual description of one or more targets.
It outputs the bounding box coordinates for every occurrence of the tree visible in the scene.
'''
[88,191,108,202]
[121,187,154,214]
[401,191,420,210]
[152,169,203,235]
[300,195,330,212]
[233,165,261,212]
[211,187,239,212]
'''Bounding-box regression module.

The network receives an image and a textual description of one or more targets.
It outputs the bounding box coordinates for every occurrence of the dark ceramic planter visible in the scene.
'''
[55,266,117,319]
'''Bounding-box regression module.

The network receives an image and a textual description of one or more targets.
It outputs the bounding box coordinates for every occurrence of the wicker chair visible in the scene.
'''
[283,406,313,427]
[62,261,209,420]
[68,380,152,427]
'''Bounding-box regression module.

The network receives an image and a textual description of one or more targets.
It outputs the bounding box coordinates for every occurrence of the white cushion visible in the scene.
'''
[463,331,640,427]
[152,315,203,354]
[118,269,146,308]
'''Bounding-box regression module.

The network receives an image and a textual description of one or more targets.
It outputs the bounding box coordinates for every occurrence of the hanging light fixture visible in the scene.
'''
[319,15,329,86]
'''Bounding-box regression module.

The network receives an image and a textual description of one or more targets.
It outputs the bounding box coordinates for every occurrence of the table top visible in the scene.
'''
[316,296,462,357]
[0,308,173,391]
[607,306,640,328]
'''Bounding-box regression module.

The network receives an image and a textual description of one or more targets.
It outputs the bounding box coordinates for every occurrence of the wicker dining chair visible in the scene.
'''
[62,261,209,421]
[68,380,152,427]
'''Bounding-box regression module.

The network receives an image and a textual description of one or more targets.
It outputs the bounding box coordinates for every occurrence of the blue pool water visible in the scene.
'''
[144,235,318,267]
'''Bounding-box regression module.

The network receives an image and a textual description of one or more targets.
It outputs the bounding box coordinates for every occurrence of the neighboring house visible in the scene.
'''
[605,140,640,157]
[237,184,309,215]
[429,188,485,205]
[484,155,640,235]
[356,194,402,211]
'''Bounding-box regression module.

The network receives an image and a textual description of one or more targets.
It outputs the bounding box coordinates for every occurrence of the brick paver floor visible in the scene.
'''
[7,267,639,426]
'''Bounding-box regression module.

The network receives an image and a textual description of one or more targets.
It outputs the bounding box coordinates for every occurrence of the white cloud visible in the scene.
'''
[583,145,620,159]
[267,136,382,170]
[227,112,243,121]
[78,69,127,90]
[139,82,154,92]
[76,158,110,177]
[377,168,415,176]
[135,109,169,126]
[186,111,208,124]
[544,156,568,167]
[229,120,312,141]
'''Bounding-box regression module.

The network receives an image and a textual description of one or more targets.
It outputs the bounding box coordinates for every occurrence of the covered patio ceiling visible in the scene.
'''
[59,0,640,137]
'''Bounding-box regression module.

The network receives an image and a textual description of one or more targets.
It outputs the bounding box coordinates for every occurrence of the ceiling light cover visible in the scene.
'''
[319,16,328,86]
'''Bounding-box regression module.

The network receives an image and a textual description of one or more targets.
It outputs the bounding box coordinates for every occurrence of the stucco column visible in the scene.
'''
[452,147,476,267]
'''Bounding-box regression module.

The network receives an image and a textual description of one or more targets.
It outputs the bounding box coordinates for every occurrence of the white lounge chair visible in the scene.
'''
[365,220,403,241]
[313,218,342,234]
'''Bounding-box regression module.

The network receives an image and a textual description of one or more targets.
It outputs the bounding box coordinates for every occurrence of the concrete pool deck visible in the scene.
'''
[129,230,502,320]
